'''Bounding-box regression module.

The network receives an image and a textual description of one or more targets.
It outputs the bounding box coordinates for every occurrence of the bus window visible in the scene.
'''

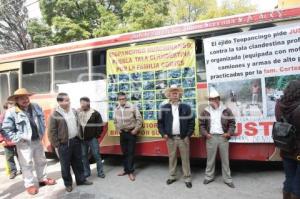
[195,38,206,82]
[22,58,51,93]
[9,71,19,94]
[71,52,87,68]
[54,53,88,91]
[0,73,9,111]
[92,50,106,80]
[249,23,275,31]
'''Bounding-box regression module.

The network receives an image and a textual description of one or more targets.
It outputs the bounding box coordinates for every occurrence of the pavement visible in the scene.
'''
[0,149,284,199]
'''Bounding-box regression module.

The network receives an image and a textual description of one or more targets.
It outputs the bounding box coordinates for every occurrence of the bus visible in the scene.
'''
[0,7,300,161]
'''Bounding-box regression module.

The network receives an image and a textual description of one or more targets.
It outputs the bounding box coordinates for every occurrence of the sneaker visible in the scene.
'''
[225,182,235,188]
[39,178,56,186]
[78,180,93,186]
[9,172,17,179]
[26,186,38,195]
[65,186,73,192]
[98,173,105,178]
[185,182,192,188]
[203,179,214,185]
[166,179,176,185]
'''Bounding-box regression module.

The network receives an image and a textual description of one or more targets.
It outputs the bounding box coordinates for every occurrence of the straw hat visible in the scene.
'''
[165,85,183,98]
[7,88,34,101]
[207,87,220,99]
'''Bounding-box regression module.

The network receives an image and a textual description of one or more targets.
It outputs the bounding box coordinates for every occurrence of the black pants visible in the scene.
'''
[58,137,86,187]
[120,131,136,174]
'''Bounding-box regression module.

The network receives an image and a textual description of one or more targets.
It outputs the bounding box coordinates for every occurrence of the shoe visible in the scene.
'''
[117,172,127,176]
[225,182,235,188]
[26,186,38,195]
[98,173,106,178]
[9,172,17,179]
[16,170,22,175]
[185,182,192,188]
[78,180,93,186]
[39,178,57,186]
[166,179,176,185]
[203,179,214,185]
[65,186,73,192]
[128,173,135,181]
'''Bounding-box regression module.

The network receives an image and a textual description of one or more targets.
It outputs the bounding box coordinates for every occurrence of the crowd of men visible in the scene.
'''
[0,85,236,195]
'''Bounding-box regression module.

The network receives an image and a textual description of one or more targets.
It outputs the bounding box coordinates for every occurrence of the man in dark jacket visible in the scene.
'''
[158,85,195,188]
[78,97,105,178]
[199,87,236,188]
[48,93,92,192]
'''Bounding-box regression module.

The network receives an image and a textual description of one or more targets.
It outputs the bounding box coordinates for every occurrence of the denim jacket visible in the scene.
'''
[1,103,45,143]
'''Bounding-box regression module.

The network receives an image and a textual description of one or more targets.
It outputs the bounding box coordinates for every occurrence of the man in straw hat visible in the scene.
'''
[200,87,236,188]
[1,88,56,195]
[158,85,195,188]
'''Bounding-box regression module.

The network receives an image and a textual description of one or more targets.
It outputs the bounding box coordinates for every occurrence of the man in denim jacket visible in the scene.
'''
[2,88,56,195]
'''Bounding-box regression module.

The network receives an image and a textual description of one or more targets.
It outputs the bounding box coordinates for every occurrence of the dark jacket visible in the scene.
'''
[275,101,300,160]
[79,109,103,141]
[157,103,195,139]
[199,105,236,137]
[48,107,81,148]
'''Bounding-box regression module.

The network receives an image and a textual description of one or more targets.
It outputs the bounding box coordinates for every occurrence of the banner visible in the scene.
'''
[203,22,300,143]
[107,39,197,137]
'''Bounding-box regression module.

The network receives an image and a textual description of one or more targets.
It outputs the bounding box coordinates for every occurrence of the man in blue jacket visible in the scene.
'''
[158,85,195,188]
[2,88,56,195]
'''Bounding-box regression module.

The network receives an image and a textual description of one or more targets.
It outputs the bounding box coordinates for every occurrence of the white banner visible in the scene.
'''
[203,22,300,143]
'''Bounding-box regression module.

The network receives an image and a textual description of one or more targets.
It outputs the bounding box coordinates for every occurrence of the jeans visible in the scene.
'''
[4,146,18,174]
[120,131,136,174]
[283,157,300,197]
[81,138,104,177]
[58,137,86,187]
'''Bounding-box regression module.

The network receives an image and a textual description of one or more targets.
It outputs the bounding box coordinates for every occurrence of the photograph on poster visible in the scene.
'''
[184,88,196,98]
[143,71,155,80]
[155,80,167,90]
[209,79,263,117]
[183,67,195,78]
[131,73,142,81]
[108,84,118,93]
[109,74,118,83]
[265,74,300,116]
[143,91,155,100]
[155,70,168,80]
[119,83,130,92]
[144,111,156,120]
[169,79,181,87]
[168,69,181,79]
[131,92,142,101]
[131,82,143,92]
[144,101,156,110]
[143,81,155,90]
[183,78,195,88]
[119,74,130,82]
[156,90,166,100]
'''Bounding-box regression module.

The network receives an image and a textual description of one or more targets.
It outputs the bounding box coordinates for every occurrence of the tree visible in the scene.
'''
[168,0,216,24]
[199,0,256,20]
[122,0,169,31]
[0,0,32,52]
[27,19,53,48]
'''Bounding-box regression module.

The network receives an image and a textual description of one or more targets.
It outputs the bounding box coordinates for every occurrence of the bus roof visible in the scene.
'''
[0,7,300,64]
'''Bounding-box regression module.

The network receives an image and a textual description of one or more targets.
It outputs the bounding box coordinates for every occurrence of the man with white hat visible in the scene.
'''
[158,85,195,188]
[1,88,56,195]
[200,87,236,188]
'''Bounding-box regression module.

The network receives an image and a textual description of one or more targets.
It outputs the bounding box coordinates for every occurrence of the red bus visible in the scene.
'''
[1,7,300,161]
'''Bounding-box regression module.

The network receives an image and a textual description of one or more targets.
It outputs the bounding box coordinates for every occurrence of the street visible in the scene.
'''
[0,150,284,199]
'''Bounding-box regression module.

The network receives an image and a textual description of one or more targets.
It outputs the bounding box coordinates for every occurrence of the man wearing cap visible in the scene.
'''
[114,92,143,181]
[200,87,236,188]
[1,88,56,195]
[158,85,195,188]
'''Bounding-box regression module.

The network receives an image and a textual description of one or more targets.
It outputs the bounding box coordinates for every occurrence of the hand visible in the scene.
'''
[206,134,212,139]
[222,133,230,139]
[131,130,138,135]
[163,134,168,140]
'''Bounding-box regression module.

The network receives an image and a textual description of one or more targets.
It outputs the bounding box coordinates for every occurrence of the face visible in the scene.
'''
[16,96,30,109]
[7,102,14,109]
[169,91,181,102]
[209,97,220,109]
[58,96,70,110]
[118,95,127,106]
[80,100,90,111]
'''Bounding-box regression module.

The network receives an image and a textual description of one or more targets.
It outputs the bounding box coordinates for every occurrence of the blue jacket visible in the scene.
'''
[1,103,45,143]
[158,103,195,139]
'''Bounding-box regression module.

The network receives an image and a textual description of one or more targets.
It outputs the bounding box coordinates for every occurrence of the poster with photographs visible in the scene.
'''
[107,39,197,137]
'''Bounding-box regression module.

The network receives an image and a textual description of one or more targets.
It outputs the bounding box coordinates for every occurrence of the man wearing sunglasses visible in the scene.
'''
[113,92,143,181]
[200,87,236,188]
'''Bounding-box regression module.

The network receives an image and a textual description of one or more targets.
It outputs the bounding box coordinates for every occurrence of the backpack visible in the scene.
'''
[272,107,298,152]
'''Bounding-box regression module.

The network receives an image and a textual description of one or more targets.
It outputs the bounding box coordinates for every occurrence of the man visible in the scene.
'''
[78,97,105,178]
[200,88,236,188]
[48,93,92,192]
[157,85,195,188]
[1,88,56,195]
[114,92,143,181]
[0,101,22,179]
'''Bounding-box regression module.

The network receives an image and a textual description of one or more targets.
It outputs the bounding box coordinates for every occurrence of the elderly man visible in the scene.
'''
[114,92,143,181]
[200,88,236,188]
[158,85,195,188]
[48,93,93,192]
[2,88,56,195]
